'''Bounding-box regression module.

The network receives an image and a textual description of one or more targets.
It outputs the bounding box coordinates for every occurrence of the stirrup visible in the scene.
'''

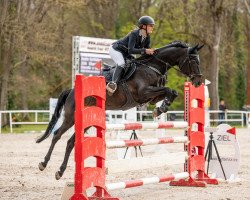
[106,82,117,95]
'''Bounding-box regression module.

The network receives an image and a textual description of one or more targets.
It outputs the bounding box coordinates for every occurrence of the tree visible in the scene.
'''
[232,2,246,109]
[243,0,250,106]
[0,0,51,111]
[0,0,248,114]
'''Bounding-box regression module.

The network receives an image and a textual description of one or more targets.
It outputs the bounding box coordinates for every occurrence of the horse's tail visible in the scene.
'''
[36,89,72,143]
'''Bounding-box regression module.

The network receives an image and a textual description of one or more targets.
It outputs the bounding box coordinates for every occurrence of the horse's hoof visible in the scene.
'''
[38,162,46,171]
[55,171,62,180]
[153,108,162,118]
[172,89,178,99]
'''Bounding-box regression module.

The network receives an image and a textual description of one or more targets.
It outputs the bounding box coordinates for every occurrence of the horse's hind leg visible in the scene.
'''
[55,133,75,180]
[38,118,74,171]
[55,127,91,180]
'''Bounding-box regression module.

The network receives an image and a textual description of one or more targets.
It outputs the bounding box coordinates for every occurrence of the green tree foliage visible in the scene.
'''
[232,10,247,109]
[116,0,188,110]
[219,5,247,109]
[233,11,246,109]
[0,0,248,111]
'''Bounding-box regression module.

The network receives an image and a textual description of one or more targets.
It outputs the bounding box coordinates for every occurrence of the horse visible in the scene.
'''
[36,41,204,180]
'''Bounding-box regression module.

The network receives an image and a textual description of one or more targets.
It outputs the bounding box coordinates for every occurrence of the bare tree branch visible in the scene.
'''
[244,0,250,14]
[12,55,27,69]
[175,32,209,45]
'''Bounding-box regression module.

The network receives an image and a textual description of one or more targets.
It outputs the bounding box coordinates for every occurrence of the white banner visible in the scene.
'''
[72,36,116,84]
[205,124,240,180]
[79,36,116,54]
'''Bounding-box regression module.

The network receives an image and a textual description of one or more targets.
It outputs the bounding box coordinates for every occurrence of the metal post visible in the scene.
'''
[247,112,250,128]
[72,36,80,88]
[241,112,244,127]
[9,112,13,133]
[225,111,227,124]
[0,112,2,134]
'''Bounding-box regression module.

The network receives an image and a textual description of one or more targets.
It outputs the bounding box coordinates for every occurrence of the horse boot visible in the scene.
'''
[169,89,178,103]
[159,90,178,112]
[106,65,125,96]
[153,90,178,117]
[153,99,171,117]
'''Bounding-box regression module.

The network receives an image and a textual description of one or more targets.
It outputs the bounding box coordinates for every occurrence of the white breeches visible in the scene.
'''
[109,46,125,66]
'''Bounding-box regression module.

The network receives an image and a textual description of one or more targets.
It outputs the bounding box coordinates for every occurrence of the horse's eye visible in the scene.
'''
[190,56,199,64]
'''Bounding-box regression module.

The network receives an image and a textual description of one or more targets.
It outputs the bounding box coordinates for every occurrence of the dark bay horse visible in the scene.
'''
[36,41,204,179]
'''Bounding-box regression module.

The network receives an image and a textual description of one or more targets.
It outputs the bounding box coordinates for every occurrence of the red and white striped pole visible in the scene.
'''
[106,136,188,149]
[106,172,189,191]
[106,121,188,131]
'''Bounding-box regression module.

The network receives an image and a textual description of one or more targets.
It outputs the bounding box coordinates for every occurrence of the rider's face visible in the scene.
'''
[142,24,154,34]
[147,24,154,34]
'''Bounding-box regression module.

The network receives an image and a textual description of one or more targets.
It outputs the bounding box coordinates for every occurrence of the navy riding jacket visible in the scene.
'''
[112,29,151,56]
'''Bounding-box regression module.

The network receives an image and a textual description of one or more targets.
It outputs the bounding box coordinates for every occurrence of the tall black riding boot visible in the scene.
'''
[106,65,124,96]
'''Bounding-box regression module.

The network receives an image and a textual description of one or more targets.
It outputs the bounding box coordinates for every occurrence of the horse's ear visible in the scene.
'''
[188,44,199,54]
[197,44,204,51]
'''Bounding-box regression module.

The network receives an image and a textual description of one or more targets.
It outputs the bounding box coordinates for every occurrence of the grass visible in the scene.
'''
[1,124,47,134]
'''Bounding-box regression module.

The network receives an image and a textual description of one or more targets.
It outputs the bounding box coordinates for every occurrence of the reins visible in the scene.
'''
[132,47,203,80]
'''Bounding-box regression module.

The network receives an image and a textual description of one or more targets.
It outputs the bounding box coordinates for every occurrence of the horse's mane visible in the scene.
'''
[135,40,188,61]
[162,40,188,49]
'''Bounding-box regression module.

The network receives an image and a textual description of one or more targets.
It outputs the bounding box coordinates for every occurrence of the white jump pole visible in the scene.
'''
[106,172,189,191]
[106,136,188,149]
[106,121,188,131]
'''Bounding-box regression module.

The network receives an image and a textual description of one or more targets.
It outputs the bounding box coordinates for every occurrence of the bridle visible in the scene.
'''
[151,48,203,80]
[133,47,203,82]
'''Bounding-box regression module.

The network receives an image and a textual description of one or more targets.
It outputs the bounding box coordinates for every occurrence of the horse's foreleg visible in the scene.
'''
[38,120,74,171]
[140,86,169,98]
[141,86,178,117]
[55,133,75,180]
[153,91,178,117]
[159,89,178,111]
[141,86,178,105]
[149,94,167,105]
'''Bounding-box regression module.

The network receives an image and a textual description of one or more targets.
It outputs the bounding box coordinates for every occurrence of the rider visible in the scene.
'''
[106,16,155,95]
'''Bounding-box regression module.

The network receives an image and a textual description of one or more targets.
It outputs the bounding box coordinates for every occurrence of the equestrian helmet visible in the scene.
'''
[138,16,155,26]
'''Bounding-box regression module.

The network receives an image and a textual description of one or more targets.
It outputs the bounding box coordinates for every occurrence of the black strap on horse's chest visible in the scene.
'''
[120,81,139,110]
[147,66,167,87]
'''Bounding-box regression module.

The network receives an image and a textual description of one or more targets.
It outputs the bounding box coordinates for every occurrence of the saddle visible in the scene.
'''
[99,59,167,110]
[100,62,137,84]
[100,61,138,110]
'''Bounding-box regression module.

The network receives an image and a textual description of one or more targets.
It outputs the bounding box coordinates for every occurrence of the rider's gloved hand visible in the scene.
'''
[145,48,155,55]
